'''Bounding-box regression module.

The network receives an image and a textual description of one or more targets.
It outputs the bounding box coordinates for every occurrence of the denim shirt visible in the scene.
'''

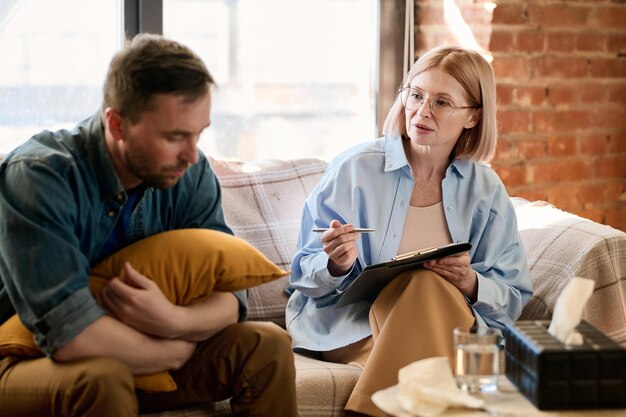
[285,136,532,351]
[0,113,248,356]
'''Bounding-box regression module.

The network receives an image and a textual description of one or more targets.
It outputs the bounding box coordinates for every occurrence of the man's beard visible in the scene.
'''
[123,148,189,189]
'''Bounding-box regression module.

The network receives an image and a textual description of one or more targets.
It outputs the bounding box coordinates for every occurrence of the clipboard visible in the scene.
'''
[335,242,472,308]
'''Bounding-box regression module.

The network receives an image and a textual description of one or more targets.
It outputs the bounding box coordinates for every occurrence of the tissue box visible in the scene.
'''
[504,320,626,410]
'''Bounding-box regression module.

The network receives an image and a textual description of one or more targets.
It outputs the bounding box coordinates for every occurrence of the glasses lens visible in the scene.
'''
[430,98,454,119]
[401,88,420,111]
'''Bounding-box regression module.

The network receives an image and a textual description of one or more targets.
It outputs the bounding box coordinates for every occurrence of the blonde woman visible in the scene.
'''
[286,45,532,416]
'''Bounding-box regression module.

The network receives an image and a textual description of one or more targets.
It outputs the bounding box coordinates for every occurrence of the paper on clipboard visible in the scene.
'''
[335,242,472,308]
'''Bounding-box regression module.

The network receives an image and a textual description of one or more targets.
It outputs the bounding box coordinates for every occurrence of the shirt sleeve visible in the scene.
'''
[469,186,533,329]
[0,158,105,356]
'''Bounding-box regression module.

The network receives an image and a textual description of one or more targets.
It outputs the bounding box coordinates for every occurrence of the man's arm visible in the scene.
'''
[53,315,196,374]
[100,262,239,341]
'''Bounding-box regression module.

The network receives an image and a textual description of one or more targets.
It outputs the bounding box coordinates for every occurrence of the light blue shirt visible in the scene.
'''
[285,136,532,351]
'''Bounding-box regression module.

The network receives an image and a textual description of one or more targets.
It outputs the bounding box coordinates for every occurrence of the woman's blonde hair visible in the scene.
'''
[382,45,497,163]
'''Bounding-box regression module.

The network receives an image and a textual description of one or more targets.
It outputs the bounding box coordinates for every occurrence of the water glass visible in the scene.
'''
[453,326,500,393]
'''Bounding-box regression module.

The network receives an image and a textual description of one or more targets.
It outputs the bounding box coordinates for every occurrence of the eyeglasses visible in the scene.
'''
[399,87,480,119]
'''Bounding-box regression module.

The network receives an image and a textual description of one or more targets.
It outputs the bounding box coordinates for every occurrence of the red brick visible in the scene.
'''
[496,84,513,105]
[498,110,530,134]
[606,180,625,201]
[495,137,517,160]
[579,183,609,206]
[547,184,581,208]
[532,57,588,78]
[514,86,545,106]
[547,32,576,53]
[577,32,606,52]
[513,188,546,203]
[609,131,626,153]
[532,159,592,183]
[548,135,577,157]
[490,30,515,53]
[547,85,577,107]
[517,30,545,53]
[492,56,530,80]
[594,156,626,179]
[589,58,626,78]
[608,34,626,54]
[579,82,608,104]
[532,110,590,132]
[492,4,526,24]
[607,82,626,104]
[493,164,527,187]
[527,5,590,27]
[605,206,626,232]
[590,106,626,130]
[517,139,546,159]
[571,207,605,225]
[590,6,626,29]
[580,133,609,155]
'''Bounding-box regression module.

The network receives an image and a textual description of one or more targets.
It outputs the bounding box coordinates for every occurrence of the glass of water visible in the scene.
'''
[453,326,501,394]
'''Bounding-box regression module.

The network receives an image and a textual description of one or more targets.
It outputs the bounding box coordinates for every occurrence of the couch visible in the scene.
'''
[140,156,626,417]
[2,154,625,416]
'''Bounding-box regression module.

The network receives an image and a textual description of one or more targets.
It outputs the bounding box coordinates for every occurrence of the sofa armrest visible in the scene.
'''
[513,198,626,347]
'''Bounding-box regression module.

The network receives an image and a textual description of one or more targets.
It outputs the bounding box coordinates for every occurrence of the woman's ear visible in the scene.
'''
[464,109,482,129]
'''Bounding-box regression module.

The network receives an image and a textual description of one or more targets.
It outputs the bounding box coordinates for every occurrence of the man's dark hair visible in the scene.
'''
[102,33,215,123]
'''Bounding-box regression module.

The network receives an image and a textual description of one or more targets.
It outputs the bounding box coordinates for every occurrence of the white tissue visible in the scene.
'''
[547,277,595,345]
[394,357,484,417]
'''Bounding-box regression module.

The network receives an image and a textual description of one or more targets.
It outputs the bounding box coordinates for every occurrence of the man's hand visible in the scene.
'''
[423,252,478,301]
[100,262,182,338]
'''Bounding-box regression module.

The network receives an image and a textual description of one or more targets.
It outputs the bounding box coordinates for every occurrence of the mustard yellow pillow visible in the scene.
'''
[0,228,289,393]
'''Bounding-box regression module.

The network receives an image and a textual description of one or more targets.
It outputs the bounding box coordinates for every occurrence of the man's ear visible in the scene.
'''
[464,109,481,129]
[104,107,125,142]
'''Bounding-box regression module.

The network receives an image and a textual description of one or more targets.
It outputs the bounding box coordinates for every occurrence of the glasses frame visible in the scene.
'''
[398,87,480,120]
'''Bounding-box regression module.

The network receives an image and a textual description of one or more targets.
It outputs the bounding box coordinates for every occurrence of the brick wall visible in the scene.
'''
[415,0,626,232]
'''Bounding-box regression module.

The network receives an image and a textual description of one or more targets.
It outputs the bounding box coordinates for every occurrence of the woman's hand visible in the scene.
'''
[321,219,361,276]
[424,252,478,302]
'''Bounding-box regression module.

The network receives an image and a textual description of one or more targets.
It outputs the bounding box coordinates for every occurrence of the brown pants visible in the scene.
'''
[324,269,475,416]
[0,321,298,417]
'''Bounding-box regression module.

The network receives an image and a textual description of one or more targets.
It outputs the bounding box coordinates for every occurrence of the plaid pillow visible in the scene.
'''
[210,157,328,328]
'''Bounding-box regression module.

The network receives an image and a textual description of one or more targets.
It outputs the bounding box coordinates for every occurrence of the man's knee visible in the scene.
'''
[69,357,137,416]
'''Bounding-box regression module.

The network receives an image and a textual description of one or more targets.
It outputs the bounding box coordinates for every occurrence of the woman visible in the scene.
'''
[285,45,532,416]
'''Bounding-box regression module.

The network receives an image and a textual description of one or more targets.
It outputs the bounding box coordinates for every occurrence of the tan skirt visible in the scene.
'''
[322,269,475,416]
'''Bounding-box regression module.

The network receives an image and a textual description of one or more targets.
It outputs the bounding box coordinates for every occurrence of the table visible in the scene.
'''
[373,378,626,417]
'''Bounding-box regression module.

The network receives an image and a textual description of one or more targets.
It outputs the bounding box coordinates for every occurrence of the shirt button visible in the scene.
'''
[106,210,116,217]
[447,206,453,211]
[115,193,124,203]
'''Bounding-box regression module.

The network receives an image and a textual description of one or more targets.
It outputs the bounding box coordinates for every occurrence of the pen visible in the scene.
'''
[392,247,437,261]
[312,227,376,233]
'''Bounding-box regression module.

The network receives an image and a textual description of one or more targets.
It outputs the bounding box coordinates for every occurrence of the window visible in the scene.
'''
[0,0,122,154]
[164,0,378,161]
[1,0,406,161]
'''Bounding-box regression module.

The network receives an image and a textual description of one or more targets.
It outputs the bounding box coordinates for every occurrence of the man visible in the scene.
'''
[0,34,297,417]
